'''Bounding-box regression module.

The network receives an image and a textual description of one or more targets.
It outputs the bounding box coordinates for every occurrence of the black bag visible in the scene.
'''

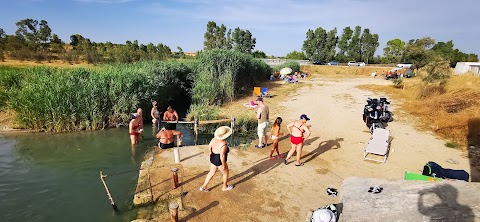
[422,161,469,182]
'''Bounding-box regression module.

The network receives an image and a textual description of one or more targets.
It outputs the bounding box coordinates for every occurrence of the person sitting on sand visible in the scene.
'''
[129,113,142,145]
[151,101,161,126]
[284,114,311,166]
[163,106,179,130]
[156,124,183,149]
[269,117,284,160]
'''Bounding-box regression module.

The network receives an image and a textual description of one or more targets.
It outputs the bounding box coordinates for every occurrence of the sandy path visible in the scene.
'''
[147,77,470,222]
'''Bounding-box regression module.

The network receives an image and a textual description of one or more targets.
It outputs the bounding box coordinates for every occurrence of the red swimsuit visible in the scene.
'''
[290,123,304,145]
[130,122,141,136]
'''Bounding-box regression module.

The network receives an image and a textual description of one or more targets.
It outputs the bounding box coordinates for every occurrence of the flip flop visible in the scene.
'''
[255,145,264,148]
[295,162,305,166]
[222,185,234,191]
[284,159,288,165]
[276,155,284,159]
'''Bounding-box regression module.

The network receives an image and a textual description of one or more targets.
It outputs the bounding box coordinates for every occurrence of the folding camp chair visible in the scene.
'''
[363,128,390,163]
[253,87,261,97]
[261,87,271,98]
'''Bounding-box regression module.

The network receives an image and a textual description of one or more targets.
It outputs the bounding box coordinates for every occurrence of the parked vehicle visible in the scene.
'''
[328,61,339,66]
[312,61,325,65]
[384,68,401,79]
[397,63,412,68]
[358,62,366,67]
[404,69,415,78]
[347,61,358,66]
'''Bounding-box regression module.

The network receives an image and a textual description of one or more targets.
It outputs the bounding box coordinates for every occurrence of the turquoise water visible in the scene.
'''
[0,124,253,222]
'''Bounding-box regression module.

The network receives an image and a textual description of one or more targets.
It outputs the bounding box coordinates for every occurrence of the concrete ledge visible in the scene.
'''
[133,151,155,206]
[339,177,480,222]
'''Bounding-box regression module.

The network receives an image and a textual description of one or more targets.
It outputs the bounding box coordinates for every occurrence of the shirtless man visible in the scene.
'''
[163,106,179,130]
[156,124,183,149]
[136,108,144,137]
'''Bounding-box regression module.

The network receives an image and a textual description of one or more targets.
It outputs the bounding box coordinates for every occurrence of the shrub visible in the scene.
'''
[422,59,452,85]
[392,78,404,89]
[272,61,300,73]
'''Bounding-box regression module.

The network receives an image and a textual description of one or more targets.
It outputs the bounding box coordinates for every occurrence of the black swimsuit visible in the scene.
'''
[210,144,229,166]
[159,142,175,149]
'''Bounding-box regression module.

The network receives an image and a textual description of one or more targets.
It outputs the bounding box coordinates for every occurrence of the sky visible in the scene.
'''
[1,0,479,57]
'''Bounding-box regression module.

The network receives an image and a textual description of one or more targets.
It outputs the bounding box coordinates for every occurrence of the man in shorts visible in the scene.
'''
[256,97,269,148]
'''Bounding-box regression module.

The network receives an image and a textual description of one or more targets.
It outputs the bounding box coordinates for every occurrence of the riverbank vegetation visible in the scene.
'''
[359,69,480,151]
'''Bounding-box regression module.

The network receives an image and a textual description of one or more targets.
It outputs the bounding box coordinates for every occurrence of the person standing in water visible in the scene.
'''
[269,117,284,160]
[129,113,142,145]
[284,114,311,166]
[163,106,179,130]
[199,126,234,192]
[151,101,161,130]
[136,108,144,137]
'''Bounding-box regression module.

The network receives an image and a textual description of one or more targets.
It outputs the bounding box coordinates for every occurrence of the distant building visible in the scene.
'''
[454,62,480,76]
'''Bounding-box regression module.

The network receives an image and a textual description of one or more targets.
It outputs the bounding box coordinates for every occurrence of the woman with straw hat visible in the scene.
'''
[199,126,234,192]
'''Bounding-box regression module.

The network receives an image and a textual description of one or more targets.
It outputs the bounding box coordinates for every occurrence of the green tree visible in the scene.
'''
[175,46,185,58]
[360,28,379,63]
[302,27,327,61]
[203,21,231,50]
[423,58,451,85]
[15,19,52,44]
[432,40,455,65]
[285,50,307,60]
[403,37,436,69]
[232,28,256,53]
[337,26,353,62]
[325,28,338,62]
[252,50,267,58]
[383,38,405,63]
[347,26,362,61]
[0,28,5,61]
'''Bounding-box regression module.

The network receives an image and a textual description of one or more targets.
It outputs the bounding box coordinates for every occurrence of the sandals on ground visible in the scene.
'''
[284,159,288,165]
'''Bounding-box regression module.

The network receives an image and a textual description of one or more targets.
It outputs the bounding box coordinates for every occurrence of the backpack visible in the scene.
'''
[422,161,469,182]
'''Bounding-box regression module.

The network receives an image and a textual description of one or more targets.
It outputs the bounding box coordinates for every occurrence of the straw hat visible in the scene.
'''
[214,126,232,140]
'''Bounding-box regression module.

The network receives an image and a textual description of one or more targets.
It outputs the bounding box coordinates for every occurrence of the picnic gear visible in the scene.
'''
[311,204,338,222]
[363,128,390,163]
[422,161,469,182]
[363,97,391,134]
[326,188,337,197]
[280,67,293,75]
[404,172,443,182]
[253,87,261,97]
[261,87,271,98]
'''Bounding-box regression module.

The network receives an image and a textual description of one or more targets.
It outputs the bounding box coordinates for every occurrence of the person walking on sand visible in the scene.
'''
[284,114,311,166]
[163,106,179,130]
[269,117,284,160]
[151,101,161,128]
[256,97,269,148]
[129,113,142,145]
[199,126,234,192]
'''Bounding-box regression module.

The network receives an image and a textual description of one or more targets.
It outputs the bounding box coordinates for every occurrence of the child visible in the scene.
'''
[269,117,283,160]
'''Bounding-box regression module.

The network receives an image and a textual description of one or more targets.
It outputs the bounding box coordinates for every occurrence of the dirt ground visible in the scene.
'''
[144,77,472,222]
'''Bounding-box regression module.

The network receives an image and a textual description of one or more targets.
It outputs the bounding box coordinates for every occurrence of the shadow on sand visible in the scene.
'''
[302,138,343,164]
[182,201,220,221]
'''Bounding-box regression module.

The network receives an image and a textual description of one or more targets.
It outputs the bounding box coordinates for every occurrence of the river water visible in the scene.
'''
[0,123,253,222]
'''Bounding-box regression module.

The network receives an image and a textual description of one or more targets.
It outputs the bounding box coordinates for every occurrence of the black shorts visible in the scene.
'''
[159,142,175,149]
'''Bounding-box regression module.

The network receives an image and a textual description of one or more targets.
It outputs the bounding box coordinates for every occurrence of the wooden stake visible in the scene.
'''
[194,117,199,145]
[169,203,179,222]
[171,168,179,188]
[100,171,118,210]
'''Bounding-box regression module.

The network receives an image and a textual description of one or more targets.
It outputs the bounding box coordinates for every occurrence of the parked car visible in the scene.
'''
[347,61,358,66]
[358,62,366,67]
[385,68,401,79]
[404,69,415,78]
[328,61,339,66]
[397,63,412,68]
[312,61,325,65]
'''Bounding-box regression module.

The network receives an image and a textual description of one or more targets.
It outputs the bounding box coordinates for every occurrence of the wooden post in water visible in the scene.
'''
[194,117,199,145]
[171,168,179,188]
[100,171,118,210]
[169,203,179,222]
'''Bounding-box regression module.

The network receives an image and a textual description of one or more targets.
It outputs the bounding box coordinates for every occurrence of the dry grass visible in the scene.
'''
[358,74,480,151]
[302,65,395,78]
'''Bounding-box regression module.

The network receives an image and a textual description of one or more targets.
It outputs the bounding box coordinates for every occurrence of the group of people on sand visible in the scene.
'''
[129,101,182,147]
[199,96,311,192]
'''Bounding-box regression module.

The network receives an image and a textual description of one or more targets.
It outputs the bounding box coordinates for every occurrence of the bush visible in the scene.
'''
[422,59,452,85]
[192,49,271,105]
[272,61,300,73]
[392,78,404,89]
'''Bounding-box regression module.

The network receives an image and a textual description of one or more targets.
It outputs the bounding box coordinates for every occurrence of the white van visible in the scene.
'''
[397,63,412,68]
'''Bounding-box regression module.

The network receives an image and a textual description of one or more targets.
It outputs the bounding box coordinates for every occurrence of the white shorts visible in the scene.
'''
[257,122,269,138]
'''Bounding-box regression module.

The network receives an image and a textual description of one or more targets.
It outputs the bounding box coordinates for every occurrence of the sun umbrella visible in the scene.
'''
[279,67,293,75]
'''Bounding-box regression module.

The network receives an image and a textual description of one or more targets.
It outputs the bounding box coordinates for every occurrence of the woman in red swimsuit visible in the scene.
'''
[129,113,142,145]
[284,114,311,166]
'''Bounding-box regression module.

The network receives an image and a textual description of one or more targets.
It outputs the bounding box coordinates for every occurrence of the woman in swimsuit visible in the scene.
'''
[151,101,161,128]
[284,114,311,166]
[156,124,183,149]
[199,126,234,192]
[269,117,283,160]
[129,113,142,145]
